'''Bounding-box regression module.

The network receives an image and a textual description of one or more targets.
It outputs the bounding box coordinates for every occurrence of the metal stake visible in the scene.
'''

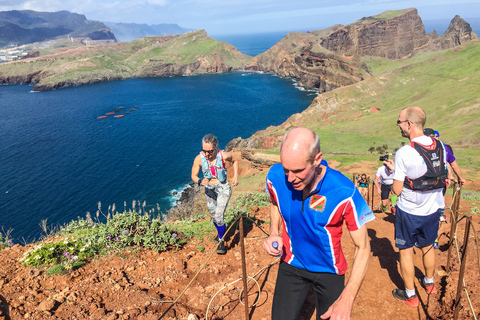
[453,217,471,320]
[239,214,249,320]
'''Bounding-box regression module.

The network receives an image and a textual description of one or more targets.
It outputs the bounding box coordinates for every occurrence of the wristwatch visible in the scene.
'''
[197,179,202,186]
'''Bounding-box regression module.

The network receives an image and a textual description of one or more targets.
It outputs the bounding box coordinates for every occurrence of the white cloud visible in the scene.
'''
[147,0,167,6]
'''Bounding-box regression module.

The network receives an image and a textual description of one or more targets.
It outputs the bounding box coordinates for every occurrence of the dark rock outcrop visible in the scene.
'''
[421,15,477,52]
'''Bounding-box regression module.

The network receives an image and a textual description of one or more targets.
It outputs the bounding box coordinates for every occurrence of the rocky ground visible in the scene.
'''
[1,155,480,320]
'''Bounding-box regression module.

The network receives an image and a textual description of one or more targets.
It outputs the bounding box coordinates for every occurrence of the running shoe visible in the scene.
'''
[216,240,226,255]
[213,235,219,243]
[391,206,396,213]
[419,277,437,294]
[439,215,447,222]
[392,289,420,307]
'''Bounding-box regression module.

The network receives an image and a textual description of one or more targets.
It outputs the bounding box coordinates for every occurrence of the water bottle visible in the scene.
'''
[272,241,283,258]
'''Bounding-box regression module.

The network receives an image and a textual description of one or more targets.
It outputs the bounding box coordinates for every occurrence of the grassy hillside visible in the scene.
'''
[252,39,480,176]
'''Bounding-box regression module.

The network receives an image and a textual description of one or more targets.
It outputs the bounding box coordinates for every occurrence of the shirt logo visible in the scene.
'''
[310,195,327,212]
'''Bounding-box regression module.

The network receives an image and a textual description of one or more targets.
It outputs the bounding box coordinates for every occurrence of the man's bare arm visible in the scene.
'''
[262,203,283,257]
[392,180,403,196]
[321,225,371,320]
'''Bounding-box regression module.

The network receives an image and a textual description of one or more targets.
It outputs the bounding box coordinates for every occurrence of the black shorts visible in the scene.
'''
[380,184,392,200]
[272,261,344,320]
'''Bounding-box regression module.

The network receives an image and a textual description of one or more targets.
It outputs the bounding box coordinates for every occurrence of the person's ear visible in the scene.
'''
[313,152,323,167]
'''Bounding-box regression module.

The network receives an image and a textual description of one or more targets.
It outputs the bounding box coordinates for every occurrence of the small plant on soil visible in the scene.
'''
[0,230,14,250]
[19,209,182,268]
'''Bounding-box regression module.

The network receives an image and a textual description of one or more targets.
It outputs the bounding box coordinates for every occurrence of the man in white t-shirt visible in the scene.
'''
[374,162,395,213]
[384,106,447,308]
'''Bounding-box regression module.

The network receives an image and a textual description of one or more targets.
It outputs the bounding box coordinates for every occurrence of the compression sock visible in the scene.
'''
[391,194,397,207]
[381,205,388,212]
[213,222,226,240]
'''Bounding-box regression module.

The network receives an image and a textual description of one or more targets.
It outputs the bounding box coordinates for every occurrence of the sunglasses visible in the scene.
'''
[202,148,216,154]
[397,119,409,125]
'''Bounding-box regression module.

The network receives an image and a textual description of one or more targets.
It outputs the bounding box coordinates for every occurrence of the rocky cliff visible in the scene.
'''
[419,15,478,52]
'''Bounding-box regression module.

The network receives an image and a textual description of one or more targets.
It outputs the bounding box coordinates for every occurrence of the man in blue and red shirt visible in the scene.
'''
[262,127,375,320]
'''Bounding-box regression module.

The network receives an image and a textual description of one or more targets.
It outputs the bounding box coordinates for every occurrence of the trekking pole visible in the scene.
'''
[453,216,472,320]
[239,214,250,320]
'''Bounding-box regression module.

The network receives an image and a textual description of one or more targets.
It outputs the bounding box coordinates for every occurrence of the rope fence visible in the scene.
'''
[444,183,480,320]
[352,175,480,319]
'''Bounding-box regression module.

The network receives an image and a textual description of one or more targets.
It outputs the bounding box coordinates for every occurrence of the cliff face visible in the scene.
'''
[320,9,428,60]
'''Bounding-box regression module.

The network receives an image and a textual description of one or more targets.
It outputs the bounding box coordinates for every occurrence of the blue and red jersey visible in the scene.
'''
[266,160,375,275]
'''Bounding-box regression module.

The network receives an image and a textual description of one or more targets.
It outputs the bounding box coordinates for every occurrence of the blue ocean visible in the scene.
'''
[0,66,316,241]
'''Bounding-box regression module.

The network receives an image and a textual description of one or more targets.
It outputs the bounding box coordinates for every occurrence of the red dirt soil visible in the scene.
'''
[1,169,480,320]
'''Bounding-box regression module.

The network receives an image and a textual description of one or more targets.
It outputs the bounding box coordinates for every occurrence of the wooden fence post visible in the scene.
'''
[453,217,472,320]
[239,215,250,320]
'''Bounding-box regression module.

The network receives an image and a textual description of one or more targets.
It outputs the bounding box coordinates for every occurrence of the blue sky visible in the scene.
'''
[1,0,480,35]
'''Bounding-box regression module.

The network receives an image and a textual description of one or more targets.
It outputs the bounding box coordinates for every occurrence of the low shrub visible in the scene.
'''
[19,210,182,267]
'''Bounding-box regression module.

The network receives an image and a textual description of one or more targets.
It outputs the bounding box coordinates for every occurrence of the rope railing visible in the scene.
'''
[158,210,277,320]
[444,183,480,320]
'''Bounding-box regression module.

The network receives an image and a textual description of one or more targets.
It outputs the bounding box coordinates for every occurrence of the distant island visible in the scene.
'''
[0,10,116,48]
[103,22,194,42]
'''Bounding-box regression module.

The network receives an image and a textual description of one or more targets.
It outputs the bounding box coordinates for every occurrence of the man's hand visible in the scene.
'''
[320,295,353,320]
[383,159,394,172]
[262,235,283,257]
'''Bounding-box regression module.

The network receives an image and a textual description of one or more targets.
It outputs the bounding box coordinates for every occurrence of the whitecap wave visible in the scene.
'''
[164,182,192,207]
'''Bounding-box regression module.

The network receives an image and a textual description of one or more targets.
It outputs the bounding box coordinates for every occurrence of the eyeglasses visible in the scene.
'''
[396,119,409,125]
[202,148,216,154]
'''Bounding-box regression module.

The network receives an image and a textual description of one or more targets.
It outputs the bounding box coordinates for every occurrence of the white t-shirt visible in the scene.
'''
[393,135,446,216]
[376,166,394,185]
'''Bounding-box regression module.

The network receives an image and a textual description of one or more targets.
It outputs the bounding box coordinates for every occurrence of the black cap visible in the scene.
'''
[423,128,435,136]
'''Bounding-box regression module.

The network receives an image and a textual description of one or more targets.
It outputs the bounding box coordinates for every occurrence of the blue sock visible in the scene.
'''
[214,222,226,240]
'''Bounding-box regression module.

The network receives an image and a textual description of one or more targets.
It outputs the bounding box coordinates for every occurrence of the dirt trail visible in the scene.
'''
[1,159,479,320]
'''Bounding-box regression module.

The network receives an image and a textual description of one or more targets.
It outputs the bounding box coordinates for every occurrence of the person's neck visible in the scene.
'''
[409,128,424,141]
[303,165,326,198]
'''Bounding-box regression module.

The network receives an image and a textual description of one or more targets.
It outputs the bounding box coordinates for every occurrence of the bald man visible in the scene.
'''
[263,127,375,320]
[386,106,447,307]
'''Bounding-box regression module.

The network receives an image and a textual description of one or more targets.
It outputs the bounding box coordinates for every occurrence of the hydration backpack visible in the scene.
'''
[403,139,447,191]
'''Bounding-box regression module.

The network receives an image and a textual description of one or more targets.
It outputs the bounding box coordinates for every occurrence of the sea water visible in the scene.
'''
[0,73,316,241]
